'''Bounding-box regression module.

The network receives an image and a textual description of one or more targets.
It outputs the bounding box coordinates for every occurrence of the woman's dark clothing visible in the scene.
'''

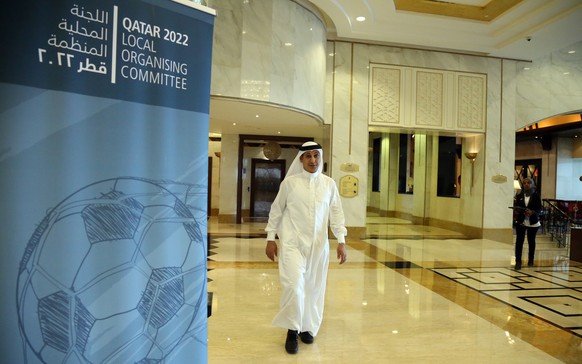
[515,224,538,267]
[513,190,542,268]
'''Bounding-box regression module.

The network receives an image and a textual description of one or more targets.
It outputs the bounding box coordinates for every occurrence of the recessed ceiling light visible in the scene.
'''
[232,122,237,126]
[255,114,260,118]
[524,67,531,70]
[568,50,576,54]
[356,16,366,22]
[564,72,570,75]
[284,42,293,46]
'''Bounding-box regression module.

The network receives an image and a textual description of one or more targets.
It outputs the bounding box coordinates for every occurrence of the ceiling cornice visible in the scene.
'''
[393,0,524,22]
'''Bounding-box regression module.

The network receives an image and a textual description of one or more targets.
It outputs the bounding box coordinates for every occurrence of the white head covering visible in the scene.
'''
[285,141,323,179]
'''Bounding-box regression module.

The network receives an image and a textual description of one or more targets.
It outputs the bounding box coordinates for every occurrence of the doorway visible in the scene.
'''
[236,135,312,223]
[249,159,285,220]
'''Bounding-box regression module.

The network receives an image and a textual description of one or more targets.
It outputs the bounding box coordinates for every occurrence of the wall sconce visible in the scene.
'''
[464,152,477,162]
[464,152,477,188]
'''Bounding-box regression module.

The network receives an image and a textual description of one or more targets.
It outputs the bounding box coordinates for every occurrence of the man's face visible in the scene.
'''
[300,150,320,173]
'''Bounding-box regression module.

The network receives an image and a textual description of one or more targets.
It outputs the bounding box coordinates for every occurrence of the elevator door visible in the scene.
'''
[250,159,285,219]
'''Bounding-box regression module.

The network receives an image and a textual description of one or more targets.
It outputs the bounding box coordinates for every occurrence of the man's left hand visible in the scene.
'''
[337,244,347,264]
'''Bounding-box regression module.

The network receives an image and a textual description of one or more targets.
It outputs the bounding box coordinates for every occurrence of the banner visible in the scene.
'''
[1,0,212,113]
[0,1,214,363]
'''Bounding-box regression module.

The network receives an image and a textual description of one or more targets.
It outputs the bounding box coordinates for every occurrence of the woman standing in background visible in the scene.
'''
[513,177,542,270]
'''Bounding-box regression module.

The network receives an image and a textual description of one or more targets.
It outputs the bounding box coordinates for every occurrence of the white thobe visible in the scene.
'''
[265,170,346,336]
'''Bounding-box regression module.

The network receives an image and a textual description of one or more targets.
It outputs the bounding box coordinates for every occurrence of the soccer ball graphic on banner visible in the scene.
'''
[16,177,207,363]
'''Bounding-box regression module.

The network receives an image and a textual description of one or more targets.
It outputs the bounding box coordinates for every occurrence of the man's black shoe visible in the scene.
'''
[285,330,298,354]
[515,262,522,270]
[299,331,314,344]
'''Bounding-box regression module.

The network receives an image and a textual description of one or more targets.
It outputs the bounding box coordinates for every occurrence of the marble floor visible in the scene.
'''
[207,216,582,363]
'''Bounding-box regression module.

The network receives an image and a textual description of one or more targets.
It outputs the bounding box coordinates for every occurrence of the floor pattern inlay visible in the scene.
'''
[431,265,582,337]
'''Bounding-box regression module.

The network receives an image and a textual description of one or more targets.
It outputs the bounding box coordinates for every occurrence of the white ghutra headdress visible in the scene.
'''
[284,141,323,179]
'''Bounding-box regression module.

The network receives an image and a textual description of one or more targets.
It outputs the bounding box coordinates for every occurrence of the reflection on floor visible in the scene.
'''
[431,267,582,337]
[207,216,582,363]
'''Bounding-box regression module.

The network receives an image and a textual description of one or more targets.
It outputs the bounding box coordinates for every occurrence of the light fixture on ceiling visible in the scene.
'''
[356,16,366,22]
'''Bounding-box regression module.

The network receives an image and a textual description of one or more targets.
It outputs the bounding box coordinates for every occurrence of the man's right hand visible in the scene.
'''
[265,241,278,261]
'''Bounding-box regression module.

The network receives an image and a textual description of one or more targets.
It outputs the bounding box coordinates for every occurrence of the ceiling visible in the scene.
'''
[209,98,328,139]
[310,0,582,60]
[516,113,582,144]
[209,0,582,139]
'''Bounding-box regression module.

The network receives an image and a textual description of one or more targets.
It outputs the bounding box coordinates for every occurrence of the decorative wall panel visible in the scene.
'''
[457,75,486,131]
[370,67,401,124]
[369,64,486,133]
[416,71,443,127]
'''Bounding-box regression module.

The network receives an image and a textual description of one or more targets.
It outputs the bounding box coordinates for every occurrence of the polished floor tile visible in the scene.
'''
[206,216,582,363]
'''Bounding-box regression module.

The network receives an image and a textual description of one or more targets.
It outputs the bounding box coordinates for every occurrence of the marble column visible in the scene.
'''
[210,0,328,222]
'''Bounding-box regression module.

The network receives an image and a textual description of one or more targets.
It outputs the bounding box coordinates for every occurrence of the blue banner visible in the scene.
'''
[0,1,214,363]
[0,0,213,113]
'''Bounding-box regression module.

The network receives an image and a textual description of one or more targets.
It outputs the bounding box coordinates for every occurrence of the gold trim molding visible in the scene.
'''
[393,0,524,22]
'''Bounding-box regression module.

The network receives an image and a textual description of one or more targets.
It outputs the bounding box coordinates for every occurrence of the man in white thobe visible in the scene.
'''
[265,141,347,354]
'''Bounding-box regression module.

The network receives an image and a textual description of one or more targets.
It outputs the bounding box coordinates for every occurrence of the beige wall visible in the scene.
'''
[328,41,513,239]
[557,137,582,200]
